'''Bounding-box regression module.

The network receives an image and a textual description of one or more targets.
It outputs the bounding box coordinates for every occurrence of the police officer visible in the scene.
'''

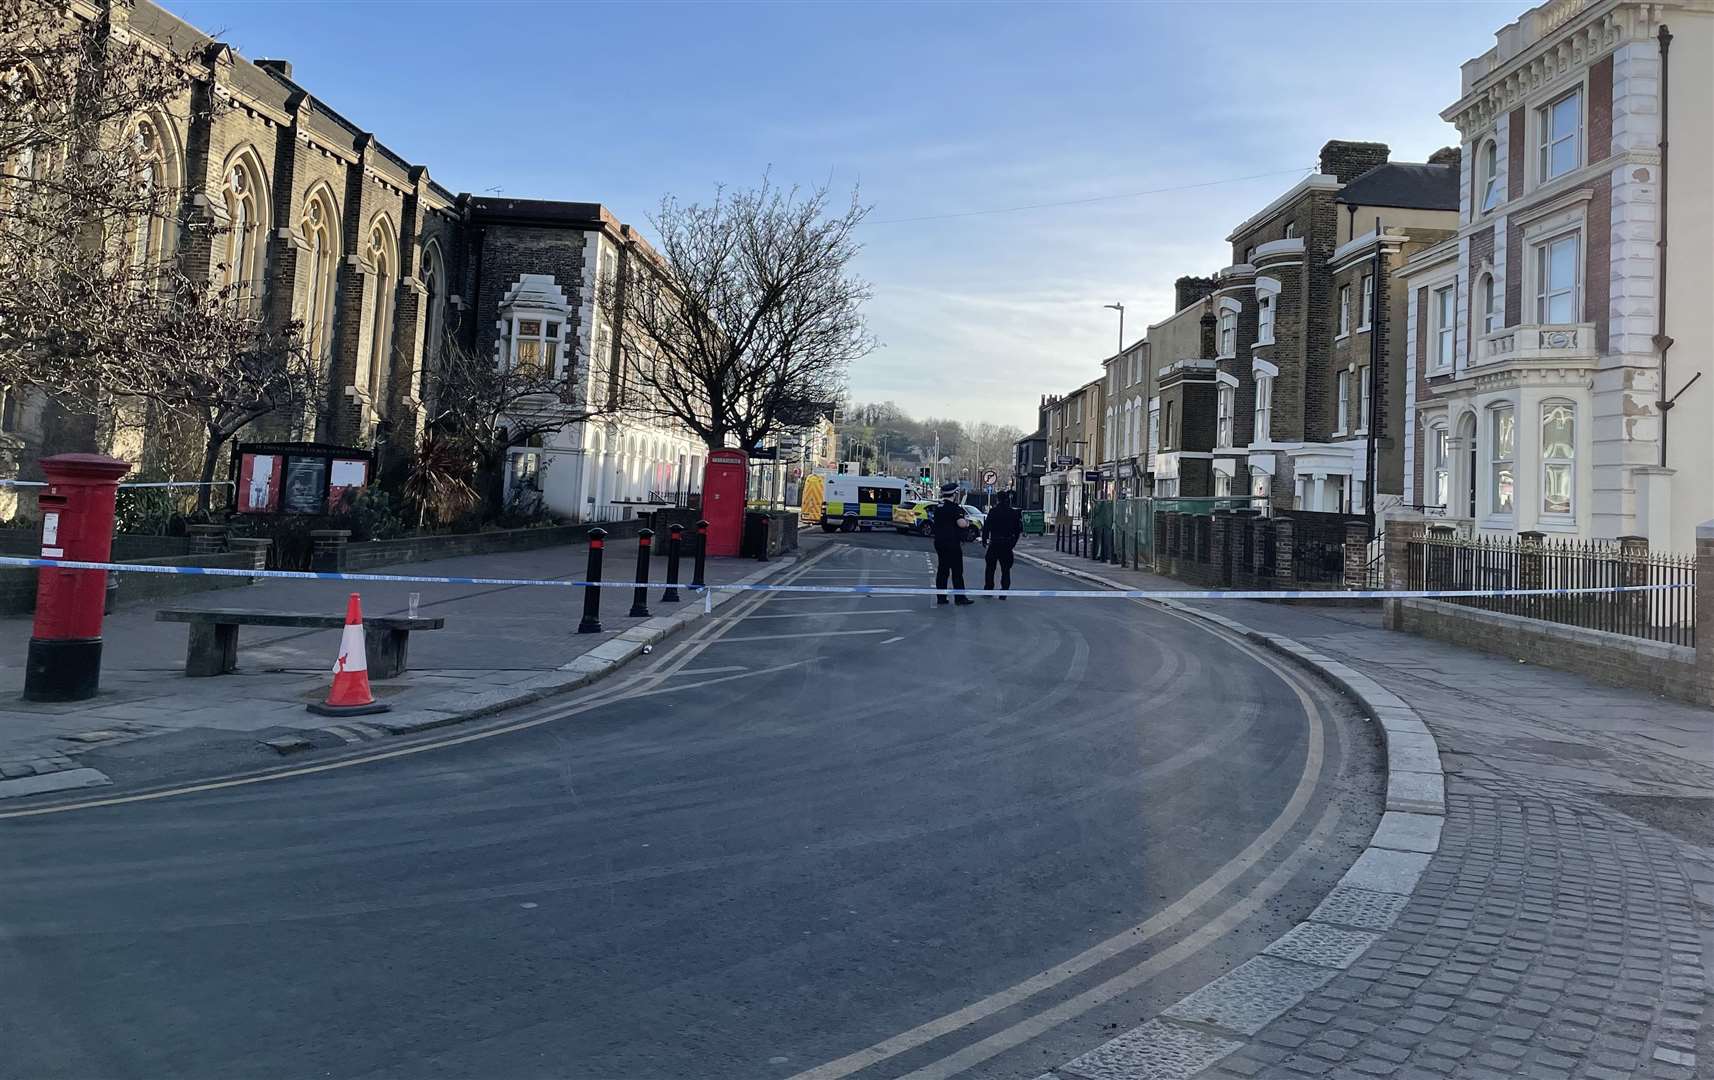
[929,482,974,605]
[981,490,1023,597]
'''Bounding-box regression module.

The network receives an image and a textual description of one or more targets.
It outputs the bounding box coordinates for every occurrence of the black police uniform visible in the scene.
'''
[981,501,1023,593]
[929,500,973,604]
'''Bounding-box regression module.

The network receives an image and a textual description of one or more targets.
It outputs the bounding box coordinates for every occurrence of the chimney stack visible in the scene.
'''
[1319,140,1391,183]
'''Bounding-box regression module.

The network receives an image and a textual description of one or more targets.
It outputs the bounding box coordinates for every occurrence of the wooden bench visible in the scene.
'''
[155,608,447,679]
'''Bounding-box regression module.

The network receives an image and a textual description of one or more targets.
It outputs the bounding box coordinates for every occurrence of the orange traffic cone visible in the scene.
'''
[307,593,390,717]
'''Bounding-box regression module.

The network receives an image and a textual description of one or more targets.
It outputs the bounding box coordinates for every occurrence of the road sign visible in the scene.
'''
[984,484,995,495]
[982,469,998,485]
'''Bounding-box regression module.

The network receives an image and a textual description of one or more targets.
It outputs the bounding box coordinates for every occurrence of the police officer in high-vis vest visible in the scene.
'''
[929,482,975,605]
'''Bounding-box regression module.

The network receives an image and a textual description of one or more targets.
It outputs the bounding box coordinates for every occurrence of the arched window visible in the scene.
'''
[1541,401,1575,516]
[1479,272,1499,336]
[299,185,340,367]
[1479,138,1502,213]
[0,68,44,217]
[130,117,164,274]
[364,216,398,404]
[220,150,269,297]
[420,240,445,378]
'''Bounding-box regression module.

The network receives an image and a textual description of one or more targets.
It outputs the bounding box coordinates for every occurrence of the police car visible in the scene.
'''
[892,500,984,542]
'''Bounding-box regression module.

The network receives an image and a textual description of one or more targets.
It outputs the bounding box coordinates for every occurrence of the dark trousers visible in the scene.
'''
[984,540,1016,590]
[934,543,966,599]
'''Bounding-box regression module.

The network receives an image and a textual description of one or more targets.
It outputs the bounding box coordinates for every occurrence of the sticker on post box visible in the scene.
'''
[41,547,63,558]
[42,512,58,546]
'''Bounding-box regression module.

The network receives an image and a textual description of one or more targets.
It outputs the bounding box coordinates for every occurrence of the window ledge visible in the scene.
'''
[1354,427,1369,437]
[1255,334,1275,347]
[1356,323,1372,333]
[1331,429,1348,439]
[1334,331,1350,342]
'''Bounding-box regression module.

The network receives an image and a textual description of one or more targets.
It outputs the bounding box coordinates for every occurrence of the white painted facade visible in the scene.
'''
[1405,0,1714,552]
[501,231,704,521]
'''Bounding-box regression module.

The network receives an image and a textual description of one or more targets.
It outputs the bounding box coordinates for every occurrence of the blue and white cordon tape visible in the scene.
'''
[0,555,1688,607]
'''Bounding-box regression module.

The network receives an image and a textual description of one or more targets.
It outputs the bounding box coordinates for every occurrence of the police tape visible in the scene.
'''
[0,555,1690,603]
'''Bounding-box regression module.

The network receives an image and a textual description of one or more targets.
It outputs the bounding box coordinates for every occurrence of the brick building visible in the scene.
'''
[4,0,700,522]
[1098,340,1150,498]
[1040,377,1104,524]
[1400,0,1714,552]
[1205,141,1459,515]
[1141,280,1220,498]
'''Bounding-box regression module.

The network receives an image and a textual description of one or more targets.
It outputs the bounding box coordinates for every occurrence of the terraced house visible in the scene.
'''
[1209,141,1459,515]
[1400,0,1714,551]
[5,0,700,522]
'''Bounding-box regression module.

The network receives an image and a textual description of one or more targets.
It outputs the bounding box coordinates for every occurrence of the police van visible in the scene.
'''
[816,473,909,532]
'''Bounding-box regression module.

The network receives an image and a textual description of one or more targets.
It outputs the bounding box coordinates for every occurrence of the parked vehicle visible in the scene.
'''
[817,473,909,532]
[892,499,984,541]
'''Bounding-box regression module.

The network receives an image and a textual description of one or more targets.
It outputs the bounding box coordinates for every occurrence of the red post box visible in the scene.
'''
[24,453,132,702]
[701,449,749,558]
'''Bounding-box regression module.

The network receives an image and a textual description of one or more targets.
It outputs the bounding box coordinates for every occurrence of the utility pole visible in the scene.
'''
[1104,302,1125,357]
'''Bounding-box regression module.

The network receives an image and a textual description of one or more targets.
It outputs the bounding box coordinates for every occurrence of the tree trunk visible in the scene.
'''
[196,427,225,514]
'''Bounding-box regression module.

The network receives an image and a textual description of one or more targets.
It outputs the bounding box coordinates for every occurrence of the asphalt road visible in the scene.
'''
[0,531,1382,1080]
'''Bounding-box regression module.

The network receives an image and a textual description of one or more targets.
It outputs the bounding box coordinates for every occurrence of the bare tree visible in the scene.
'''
[609,179,871,452]
[422,335,615,513]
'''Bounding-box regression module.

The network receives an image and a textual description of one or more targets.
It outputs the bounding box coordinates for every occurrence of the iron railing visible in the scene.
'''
[1407,533,1696,646]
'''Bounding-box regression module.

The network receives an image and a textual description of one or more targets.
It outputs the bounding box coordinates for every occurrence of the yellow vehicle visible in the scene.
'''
[799,473,826,526]
[818,473,909,532]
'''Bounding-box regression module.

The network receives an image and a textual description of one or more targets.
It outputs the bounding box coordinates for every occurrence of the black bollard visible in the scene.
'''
[662,524,683,603]
[578,528,606,634]
[692,519,709,589]
[629,529,654,618]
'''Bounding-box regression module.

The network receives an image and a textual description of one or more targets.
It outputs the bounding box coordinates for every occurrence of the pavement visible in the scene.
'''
[1015,536,1714,1080]
[0,531,1388,1080]
[0,537,792,796]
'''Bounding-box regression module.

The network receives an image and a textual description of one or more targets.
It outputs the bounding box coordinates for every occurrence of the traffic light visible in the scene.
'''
[919,466,932,483]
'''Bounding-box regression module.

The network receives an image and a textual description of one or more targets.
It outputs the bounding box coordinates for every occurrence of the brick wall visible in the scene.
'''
[1174,276,1218,311]
[1589,54,1613,162]
[1390,598,1701,705]
[1319,140,1390,184]
[1505,217,1524,327]
[336,519,643,572]
[468,223,591,377]
[1587,172,1612,353]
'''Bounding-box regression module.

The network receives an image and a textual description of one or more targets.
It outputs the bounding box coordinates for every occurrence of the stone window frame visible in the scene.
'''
[1215,371,1237,449]
[1424,417,1451,510]
[1255,276,1281,347]
[362,213,399,404]
[1477,267,1500,337]
[1539,398,1576,520]
[1432,282,1457,373]
[1487,400,1517,521]
[219,144,271,300]
[1531,228,1583,327]
[1251,357,1278,445]
[1216,296,1241,359]
[1478,136,1504,214]
[298,182,341,369]
[129,113,182,282]
[1535,84,1585,187]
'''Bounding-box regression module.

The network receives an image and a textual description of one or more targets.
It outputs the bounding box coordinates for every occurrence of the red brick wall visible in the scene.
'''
[1589,54,1613,162]
[1467,227,1494,357]
[1587,173,1611,352]
[1506,221,1524,326]
[1508,107,1526,201]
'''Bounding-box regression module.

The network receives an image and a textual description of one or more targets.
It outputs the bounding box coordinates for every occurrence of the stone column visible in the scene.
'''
[1211,512,1232,587]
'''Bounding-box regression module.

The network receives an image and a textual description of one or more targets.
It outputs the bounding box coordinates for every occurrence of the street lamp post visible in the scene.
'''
[1104,302,1125,357]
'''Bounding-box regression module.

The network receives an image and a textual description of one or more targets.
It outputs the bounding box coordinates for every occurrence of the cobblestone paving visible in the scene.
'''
[1197,777,1708,1079]
[1012,542,1714,1080]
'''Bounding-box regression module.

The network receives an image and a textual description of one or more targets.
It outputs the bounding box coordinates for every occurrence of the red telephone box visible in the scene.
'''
[24,453,132,702]
[701,449,749,557]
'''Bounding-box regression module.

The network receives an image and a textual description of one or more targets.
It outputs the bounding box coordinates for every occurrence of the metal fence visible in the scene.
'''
[1288,511,1355,585]
[1407,533,1696,646]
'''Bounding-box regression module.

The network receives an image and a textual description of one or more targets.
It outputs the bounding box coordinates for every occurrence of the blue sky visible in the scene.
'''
[175,0,1517,431]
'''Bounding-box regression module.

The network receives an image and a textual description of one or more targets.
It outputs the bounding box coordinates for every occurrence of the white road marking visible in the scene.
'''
[879,636,904,645]
[736,609,914,620]
[714,629,893,644]
[785,632,1330,1080]
[660,666,749,677]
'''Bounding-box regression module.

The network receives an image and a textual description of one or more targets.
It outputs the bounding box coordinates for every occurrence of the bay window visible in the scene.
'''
[509,316,562,375]
[1489,404,1515,516]
[1535,232,1579,325]
[1541,402,1575,516]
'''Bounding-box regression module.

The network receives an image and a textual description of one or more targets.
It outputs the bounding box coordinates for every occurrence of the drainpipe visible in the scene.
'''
[1653,23,1674,468]
[1365,216,1382,530]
